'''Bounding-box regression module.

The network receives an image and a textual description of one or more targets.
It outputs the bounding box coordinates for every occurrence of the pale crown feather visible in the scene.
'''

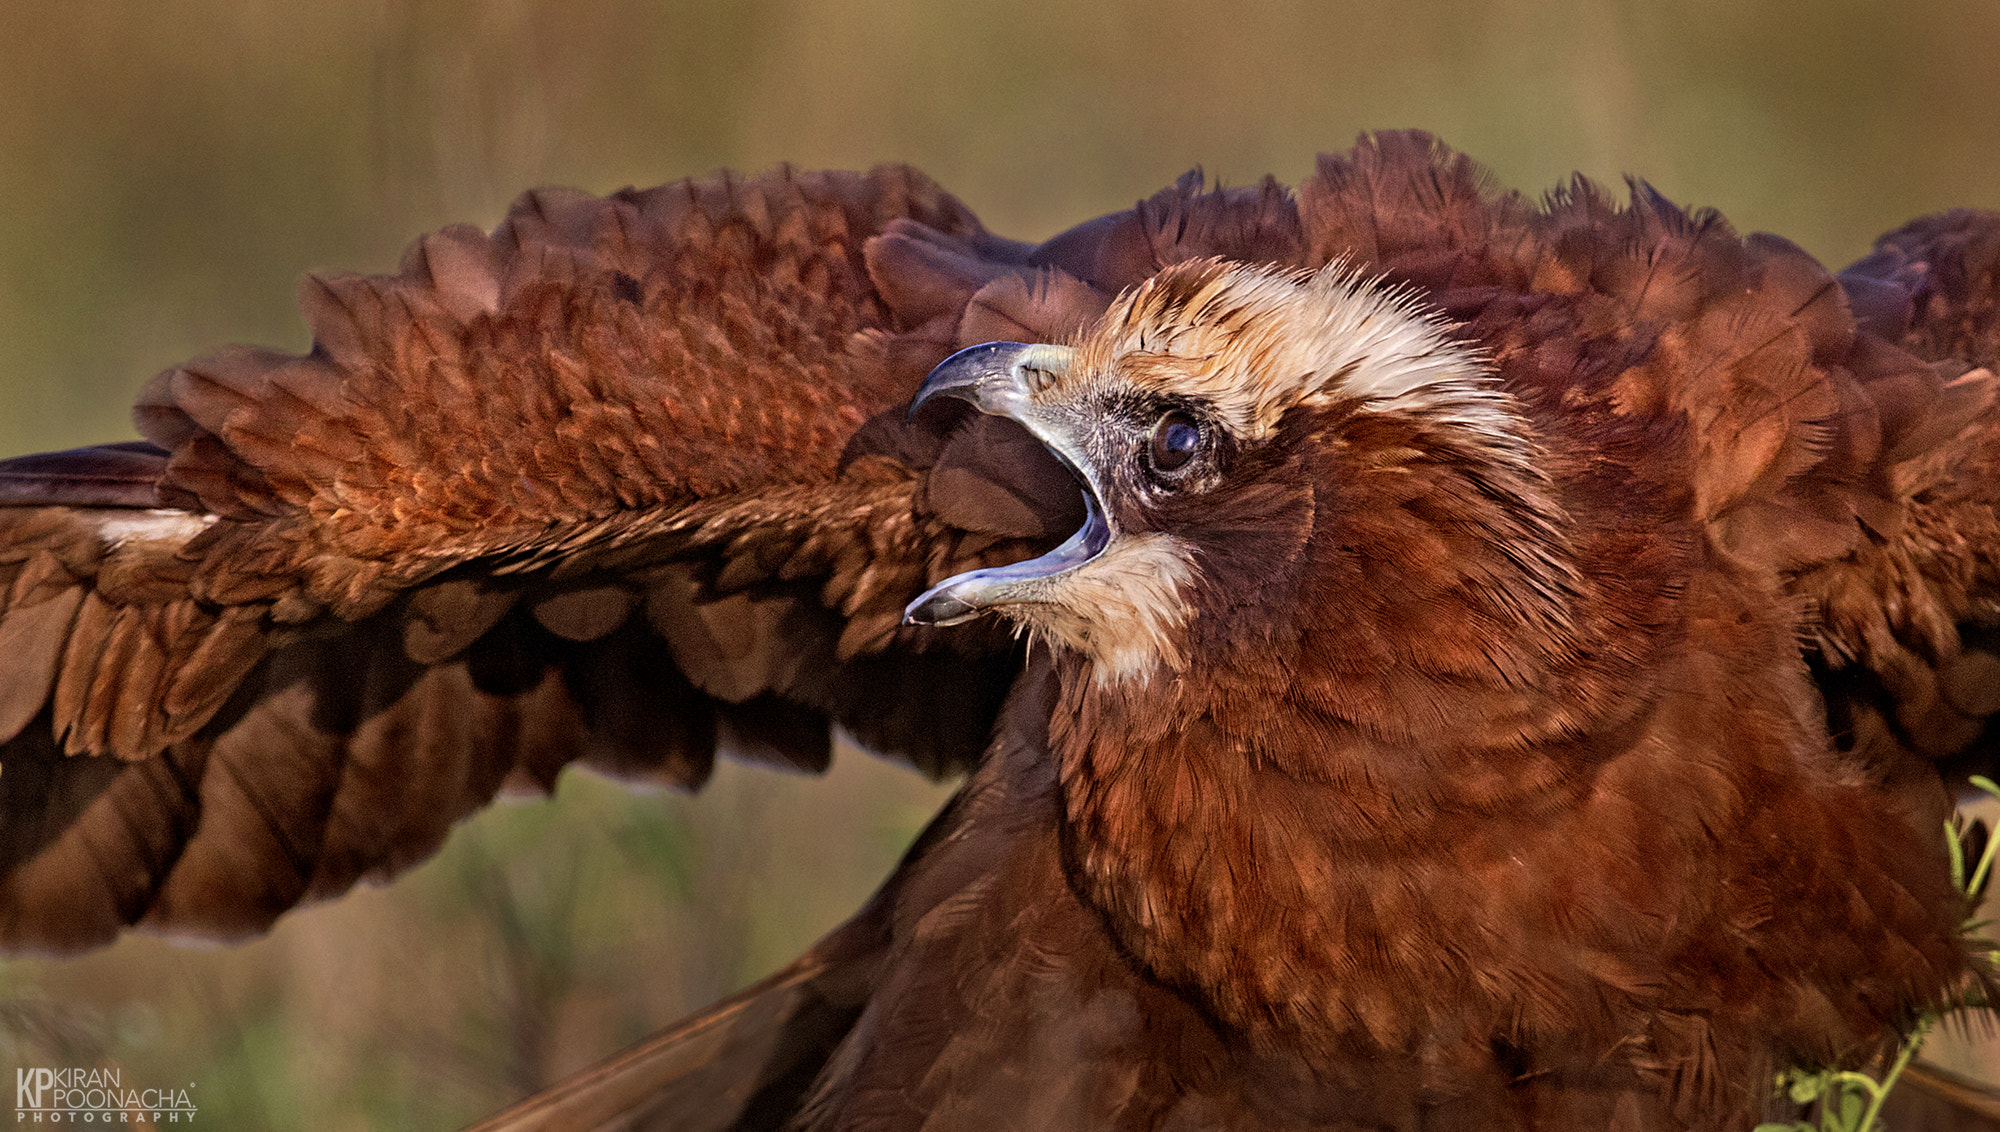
[1073,259,1516,447]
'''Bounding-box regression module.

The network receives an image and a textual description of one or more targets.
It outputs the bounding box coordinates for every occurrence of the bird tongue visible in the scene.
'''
[916,410,1084,541]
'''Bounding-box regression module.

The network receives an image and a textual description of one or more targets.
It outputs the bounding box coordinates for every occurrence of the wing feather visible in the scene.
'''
[0,154,1213,952]
[1803,211,2000,788]
[0,560,84,740]
[1292,133,2000,823]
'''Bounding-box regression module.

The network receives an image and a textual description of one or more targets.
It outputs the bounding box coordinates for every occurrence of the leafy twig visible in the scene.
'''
[1755,777,2000,1131]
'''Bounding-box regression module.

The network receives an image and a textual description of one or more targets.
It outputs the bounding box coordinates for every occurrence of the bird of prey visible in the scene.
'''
[3,131,2000,1130]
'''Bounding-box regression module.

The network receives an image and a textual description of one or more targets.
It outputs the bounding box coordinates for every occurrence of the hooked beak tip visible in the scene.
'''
[907,341,1073,419]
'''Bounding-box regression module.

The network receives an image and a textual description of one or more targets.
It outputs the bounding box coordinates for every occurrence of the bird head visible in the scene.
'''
[905,257,1581,704]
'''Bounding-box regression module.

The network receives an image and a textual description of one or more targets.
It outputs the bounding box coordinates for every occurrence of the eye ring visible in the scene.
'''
[1146,410,1204,479]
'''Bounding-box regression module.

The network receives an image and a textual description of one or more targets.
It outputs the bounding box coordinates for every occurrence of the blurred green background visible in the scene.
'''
[1,0,1998,1126]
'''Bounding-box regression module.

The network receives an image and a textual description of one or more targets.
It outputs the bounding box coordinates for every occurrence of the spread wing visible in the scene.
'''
[1297,133,2000,821]
[0,165,1047,953]
[0,161,1303,955]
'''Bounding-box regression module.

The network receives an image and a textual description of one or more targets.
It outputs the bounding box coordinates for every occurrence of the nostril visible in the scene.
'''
[1019,362,1057,394]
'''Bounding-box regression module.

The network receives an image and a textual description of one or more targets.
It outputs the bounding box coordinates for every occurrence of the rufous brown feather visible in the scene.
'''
[6,132,2000,1130]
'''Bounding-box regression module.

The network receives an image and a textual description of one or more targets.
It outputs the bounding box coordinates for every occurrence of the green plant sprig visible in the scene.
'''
[1754,775,2000,1132]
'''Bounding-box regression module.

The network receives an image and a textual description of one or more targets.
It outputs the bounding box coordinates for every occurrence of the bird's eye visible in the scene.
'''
[1146,411,1203,479]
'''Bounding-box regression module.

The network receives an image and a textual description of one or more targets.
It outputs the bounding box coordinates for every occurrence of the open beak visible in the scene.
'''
[903,342,1112,627]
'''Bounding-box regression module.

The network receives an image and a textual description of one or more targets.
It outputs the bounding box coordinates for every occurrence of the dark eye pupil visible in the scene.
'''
[1149,412,1201,475]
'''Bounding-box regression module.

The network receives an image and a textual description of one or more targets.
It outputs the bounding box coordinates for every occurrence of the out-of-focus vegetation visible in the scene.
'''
[0,751,947,1128]
[0,0,1997,1126]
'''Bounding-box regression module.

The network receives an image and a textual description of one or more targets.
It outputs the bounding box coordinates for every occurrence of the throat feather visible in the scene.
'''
[1020,531,1199,686]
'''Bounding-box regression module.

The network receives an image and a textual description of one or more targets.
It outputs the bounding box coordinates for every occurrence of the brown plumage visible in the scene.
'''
[3,132,2000,1129]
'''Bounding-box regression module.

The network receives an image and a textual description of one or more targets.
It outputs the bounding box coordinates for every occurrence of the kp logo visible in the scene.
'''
[13,1068,197,1123]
